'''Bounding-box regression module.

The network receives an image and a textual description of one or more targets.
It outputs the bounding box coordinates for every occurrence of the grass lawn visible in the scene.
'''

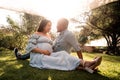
[0,48,120,80]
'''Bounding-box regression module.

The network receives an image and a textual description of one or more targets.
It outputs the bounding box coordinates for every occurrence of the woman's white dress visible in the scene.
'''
[26,34,81,71]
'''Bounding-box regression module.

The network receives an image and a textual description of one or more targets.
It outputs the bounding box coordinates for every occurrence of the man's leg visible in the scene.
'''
[14,48,30,60]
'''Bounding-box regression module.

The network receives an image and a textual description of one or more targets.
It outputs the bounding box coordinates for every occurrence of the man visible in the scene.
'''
[53,18,83,59]
[14,18,83,60]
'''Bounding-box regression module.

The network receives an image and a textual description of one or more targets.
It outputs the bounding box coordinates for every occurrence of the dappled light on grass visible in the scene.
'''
[0,49,120,80]
[72,52,120,79]
[48,75,52,80]
[83,52,120,80]
[15,64,23,69]
[0,56,14,61]
[100,62,120,79]
[0,70,4,76]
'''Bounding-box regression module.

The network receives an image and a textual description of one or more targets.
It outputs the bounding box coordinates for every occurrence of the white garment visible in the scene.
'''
[26,34,80,71]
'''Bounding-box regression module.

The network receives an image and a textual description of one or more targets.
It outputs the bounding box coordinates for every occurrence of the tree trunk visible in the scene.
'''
[104,34,120,55]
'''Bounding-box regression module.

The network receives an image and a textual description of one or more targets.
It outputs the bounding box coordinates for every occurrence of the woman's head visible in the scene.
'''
[37,19,52,33]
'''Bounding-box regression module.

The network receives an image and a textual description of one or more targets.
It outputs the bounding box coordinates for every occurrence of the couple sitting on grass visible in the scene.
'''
[14,18,102,73]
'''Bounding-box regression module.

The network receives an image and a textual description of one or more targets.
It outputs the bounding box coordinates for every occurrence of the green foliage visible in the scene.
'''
[89,1,120,55]
[78,35,88,45]
[0,13,43,50]
[0,34,27,49]
[90,1,120,34]
[75,25,102,46]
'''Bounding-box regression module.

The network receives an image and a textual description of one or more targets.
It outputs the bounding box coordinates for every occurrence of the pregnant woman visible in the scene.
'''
[18,19,102,73]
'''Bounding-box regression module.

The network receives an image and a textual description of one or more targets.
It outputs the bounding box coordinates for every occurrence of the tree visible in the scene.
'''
[0,13,43,49]
[71,1,120,55]
[89,1,120,55]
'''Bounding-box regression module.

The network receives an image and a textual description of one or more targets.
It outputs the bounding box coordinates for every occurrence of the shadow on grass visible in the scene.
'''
[0,60,112,80]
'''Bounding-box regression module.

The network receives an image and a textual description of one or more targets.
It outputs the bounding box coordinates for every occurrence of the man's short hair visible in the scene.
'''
[59,18,69,28]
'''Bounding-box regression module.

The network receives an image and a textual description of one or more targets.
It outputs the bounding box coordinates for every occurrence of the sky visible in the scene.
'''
[0,0,114,31]
[0,0,91,19]
[0,0,93,32]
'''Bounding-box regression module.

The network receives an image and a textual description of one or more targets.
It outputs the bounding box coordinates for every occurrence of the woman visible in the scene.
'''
[19,19,102,73]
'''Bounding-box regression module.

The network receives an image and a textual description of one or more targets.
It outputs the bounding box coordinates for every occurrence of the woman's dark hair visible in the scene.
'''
[37,19,51,32]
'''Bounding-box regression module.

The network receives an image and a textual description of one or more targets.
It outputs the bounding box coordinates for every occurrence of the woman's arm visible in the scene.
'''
[32,48,51,55]
[26,33,50,55]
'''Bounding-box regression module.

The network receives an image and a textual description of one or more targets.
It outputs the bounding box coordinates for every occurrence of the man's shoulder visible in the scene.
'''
[64,30,73,36]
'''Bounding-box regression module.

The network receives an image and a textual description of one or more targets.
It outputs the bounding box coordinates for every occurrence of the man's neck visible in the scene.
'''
[61,29,67,33]
[59,29,67,35]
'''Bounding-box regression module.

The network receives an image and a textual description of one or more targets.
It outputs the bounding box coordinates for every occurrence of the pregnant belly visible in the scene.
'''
[37,43,53,53]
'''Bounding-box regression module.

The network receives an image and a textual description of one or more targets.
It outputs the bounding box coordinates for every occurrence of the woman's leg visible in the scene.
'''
[41,51,80,71]
[51,51,102,72]
[14,48,30,60]
[78,56,102,73]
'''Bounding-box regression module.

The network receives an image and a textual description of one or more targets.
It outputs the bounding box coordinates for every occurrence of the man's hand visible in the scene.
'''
[41,50,51,56]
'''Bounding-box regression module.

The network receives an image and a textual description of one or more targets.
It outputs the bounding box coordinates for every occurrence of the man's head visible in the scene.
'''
[57,18,69,32]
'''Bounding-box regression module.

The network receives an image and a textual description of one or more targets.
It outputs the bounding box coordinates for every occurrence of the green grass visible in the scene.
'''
[0,48,120,80]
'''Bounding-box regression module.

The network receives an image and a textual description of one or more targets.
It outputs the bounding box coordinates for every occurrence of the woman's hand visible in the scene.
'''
[32,48,51,55]
[41,50,51,55]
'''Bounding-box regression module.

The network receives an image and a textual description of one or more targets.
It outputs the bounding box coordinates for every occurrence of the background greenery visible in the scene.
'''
[0,13,43,50]
[71,1,120,55]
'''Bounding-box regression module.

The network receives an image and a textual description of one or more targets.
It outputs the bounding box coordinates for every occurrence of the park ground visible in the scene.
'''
[0,48,120,80]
